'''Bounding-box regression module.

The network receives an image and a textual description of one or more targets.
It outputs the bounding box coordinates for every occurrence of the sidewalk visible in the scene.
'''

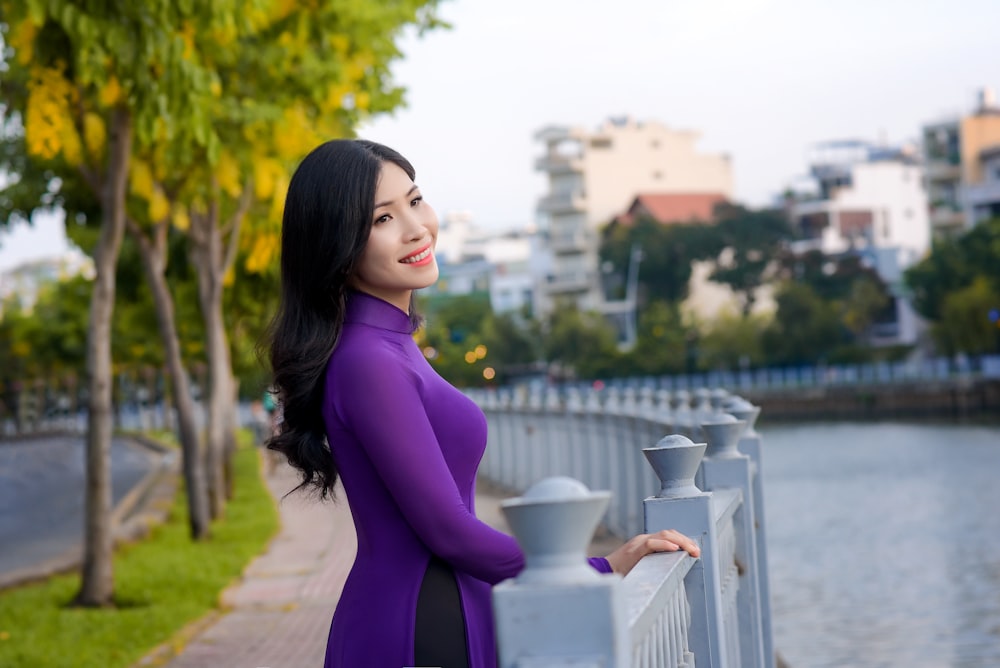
[150,457,621,668]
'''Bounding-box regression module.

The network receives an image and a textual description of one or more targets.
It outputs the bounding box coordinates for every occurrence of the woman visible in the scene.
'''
[266,139,699,668]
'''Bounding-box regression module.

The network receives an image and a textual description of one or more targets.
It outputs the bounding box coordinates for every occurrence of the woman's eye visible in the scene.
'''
[410,196,423,207]
[375,214,391,225]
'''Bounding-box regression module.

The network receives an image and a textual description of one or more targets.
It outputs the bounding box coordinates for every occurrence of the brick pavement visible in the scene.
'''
[146,457,622,668]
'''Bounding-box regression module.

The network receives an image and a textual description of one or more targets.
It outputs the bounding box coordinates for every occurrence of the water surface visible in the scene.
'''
[761,422,1000,668]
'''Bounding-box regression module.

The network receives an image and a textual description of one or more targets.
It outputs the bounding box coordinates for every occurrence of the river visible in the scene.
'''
[760,421,1000,668]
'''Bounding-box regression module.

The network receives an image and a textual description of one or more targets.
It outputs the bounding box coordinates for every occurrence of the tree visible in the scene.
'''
[906,217,1000,322]
[707,204,792,316]
[619,300,689,376]
[0,0,270,606]
[420,294,494,386]
[932,277,1000,355]
[840,275,891,341]
[600,218,717,306]
[479,311,542,384]
[698,309,769,371]
[543,304,621,381]
[4,1,447,547]
[762,282,845,366]
[167,0,445,515]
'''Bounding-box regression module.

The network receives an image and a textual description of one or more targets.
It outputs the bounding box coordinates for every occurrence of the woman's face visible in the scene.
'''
[352,161,439,312]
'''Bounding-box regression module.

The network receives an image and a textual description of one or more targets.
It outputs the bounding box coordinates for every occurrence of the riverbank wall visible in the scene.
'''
[744,379,1000,422]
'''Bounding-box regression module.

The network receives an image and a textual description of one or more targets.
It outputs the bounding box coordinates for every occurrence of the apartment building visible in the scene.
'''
[963,143,1000,226]
[533,116,733,316]
[922,87,1000,238]
[788,140,930,345]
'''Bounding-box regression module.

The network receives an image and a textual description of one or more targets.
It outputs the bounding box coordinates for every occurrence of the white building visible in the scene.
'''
[0,252,94,315]
[427,211,539,316]
[533,116,733,317]
[788,140,930,345]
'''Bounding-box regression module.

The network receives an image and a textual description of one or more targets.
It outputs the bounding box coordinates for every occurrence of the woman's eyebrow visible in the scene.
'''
[374,184,419,209]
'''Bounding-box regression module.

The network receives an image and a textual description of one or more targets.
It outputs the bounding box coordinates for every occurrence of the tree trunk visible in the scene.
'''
[190,207,230,519]
[76,107,131,607]
[128,219,212,539]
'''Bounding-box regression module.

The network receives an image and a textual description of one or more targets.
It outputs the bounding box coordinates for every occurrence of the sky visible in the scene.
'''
[2,0,999,267]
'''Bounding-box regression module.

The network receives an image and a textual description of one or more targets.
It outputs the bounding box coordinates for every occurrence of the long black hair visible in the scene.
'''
[265,139,416,498]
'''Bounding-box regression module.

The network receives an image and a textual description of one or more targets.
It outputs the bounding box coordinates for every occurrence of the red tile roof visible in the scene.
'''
[618,193,728,225]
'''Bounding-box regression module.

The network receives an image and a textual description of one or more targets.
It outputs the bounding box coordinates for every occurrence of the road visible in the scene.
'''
[0,435,155,578]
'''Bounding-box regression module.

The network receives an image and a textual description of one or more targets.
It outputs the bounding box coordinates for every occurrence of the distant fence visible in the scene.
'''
[466,385,775,667]
[605,353,1000,395]
[0,373,265,439]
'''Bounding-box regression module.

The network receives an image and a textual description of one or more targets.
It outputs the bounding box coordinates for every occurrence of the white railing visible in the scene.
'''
[469,385,774,668]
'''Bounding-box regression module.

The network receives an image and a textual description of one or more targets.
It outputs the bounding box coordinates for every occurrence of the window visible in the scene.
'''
[589,137,612,149]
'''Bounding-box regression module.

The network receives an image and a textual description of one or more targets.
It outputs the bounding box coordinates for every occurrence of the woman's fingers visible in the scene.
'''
[608,529,702,576]
[646,530,700,557]
[646,538,681,552]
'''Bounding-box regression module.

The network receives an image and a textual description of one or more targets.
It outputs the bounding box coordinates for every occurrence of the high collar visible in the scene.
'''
[344,291,415,334]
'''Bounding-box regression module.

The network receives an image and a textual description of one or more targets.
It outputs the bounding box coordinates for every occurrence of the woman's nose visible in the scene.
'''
[403,211,430,240]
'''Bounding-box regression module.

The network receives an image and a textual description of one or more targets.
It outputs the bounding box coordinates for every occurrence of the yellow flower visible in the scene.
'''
[245,233,279,273]
[24,65,82,164]
[98,76,123,107]
[172,207,191,232]
[217,151,243,198]
[149,190,170,222]
[129,160,155,200]
[9,18,38,65]
[83,112,107,159]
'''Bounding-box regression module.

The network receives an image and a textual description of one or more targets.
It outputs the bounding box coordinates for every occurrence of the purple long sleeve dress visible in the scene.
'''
[321,292,610,667]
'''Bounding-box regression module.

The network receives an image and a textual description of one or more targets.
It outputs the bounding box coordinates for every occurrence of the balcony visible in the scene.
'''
[545,271,593,294]
[537,190,587,215]
[549,229,593,254]
[964,179,1000,207]
[923,159,961,182]
[930,206,964,231]
[534,153,584,174]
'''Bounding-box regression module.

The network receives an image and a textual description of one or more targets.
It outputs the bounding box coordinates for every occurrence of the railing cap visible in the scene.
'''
[501,477,612,585]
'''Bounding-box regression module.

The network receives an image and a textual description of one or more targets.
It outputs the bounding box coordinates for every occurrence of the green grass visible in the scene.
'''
[0,433,279,668]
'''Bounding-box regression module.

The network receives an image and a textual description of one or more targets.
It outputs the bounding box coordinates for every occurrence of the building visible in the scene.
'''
[922,87,1000,238]
[424,211,539,317]
[533,116,733,317]
[788,140,930,346]
[615,192,727,226]
[963,144,1000,226]
[0,252,94,316]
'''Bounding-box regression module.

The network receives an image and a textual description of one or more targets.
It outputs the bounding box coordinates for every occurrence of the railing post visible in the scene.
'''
[727,398,775,668]
[672,390,693,438]
[643,435,727,667]
[544,389,566,479]
[493,477,628,667]
[701,414,766,668]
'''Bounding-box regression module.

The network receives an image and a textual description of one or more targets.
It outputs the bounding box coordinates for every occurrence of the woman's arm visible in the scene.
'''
[331,347,524,585]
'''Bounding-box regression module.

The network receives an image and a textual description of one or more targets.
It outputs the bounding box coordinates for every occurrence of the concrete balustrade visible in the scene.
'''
[470,385,775,668]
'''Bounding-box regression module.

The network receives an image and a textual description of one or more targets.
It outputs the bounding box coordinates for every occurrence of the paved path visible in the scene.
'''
[152,456,622,668]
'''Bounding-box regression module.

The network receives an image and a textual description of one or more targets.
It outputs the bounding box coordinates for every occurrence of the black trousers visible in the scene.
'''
[414,556,470,668]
